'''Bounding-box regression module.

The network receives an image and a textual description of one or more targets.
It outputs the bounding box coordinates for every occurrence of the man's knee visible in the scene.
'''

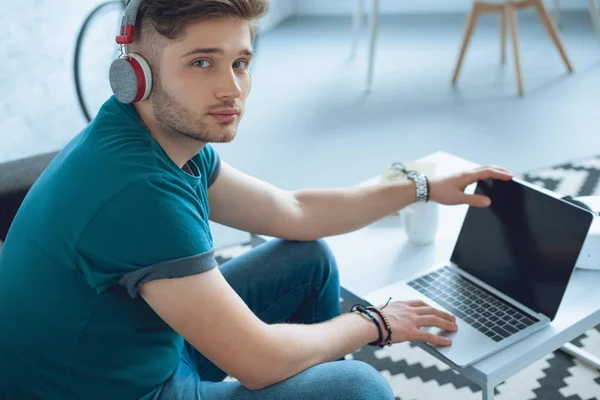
[302,239,337,271]
[321,360,394,399]
[275,239,339,283]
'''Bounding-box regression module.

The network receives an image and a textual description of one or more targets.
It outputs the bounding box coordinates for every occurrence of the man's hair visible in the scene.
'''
[135,0,269,43]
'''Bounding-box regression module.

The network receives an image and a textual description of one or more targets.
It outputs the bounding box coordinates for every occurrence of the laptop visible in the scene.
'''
[398,177,594,367]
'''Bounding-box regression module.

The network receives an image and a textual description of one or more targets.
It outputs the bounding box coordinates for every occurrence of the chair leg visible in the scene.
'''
[589,0,600,36]
[501,9,507,64]
[452,4,481,84]
[366,0,380,92]
[350,0,364,59]
[533,0,573,73]
[506,5,524,96]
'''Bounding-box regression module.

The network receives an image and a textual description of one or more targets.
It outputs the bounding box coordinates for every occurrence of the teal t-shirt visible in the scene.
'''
[0,96,221,399]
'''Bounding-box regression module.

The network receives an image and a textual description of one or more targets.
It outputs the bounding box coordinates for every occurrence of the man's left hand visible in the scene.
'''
[428,166,514,207]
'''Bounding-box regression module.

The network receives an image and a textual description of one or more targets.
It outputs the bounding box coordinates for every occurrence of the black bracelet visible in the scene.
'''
[350,304,384,348]
[424,175,430,203]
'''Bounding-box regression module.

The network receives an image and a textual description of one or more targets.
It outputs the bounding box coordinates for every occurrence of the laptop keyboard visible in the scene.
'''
[407,267,539,342]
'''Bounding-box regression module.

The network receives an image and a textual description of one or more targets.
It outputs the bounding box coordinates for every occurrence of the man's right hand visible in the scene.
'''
[141,266,457,392]
[379,300,458,346]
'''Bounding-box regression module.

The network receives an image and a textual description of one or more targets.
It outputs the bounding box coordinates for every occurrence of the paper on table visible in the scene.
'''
[401,161,437,177]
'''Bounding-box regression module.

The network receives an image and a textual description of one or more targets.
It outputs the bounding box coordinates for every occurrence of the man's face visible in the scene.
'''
[151,17,253,144]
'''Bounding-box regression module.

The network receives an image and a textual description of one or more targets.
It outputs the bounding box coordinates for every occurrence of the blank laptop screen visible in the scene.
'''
[450,179,592,320]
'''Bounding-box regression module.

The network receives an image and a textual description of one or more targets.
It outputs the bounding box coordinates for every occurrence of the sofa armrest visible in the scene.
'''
[0,151,59,241]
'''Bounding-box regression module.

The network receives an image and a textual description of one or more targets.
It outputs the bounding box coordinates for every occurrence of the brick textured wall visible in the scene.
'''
[0,0,123,163]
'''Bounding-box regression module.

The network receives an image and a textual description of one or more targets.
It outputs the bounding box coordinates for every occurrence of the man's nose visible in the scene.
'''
[215,68,243,100]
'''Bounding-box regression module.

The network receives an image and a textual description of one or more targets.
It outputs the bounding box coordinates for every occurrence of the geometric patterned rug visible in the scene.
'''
[214,155,600,400]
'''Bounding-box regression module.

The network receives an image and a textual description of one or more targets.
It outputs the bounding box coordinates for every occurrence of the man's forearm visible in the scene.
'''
[291,180,416,240]
[248,312,380,390]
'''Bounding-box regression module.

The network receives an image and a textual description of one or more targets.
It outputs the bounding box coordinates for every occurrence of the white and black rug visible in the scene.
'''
[214,155,600,400]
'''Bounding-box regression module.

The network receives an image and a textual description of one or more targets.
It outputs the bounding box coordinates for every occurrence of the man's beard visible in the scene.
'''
[151,80,239,144]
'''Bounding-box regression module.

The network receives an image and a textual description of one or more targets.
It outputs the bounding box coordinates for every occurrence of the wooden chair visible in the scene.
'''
[452,0,573,96]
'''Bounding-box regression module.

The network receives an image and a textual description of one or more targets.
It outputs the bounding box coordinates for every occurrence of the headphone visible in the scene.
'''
[109,0,153,104]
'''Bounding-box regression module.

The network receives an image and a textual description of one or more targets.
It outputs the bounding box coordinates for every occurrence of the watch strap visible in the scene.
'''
[407,172,429,203]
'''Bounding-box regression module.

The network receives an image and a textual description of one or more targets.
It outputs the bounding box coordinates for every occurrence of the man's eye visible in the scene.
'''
[192,60,210,68]
[233,60,249,70]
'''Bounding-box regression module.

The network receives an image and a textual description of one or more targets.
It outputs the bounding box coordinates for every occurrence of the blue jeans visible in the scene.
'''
[154,239,394,400]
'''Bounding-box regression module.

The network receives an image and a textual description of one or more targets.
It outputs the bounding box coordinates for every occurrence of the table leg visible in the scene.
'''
[350,0,364,59]
[482,383,495,400]
[366,0,380,93]
[500,8,507,64]
[553,0,561,27]
[589,0,600,36]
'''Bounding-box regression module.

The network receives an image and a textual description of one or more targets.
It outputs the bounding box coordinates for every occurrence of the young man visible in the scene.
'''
[0,1,513,399]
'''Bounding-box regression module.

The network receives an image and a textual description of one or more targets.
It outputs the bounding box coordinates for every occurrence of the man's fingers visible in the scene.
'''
[476,165,512,175]
[463,194,491,208]
[414,306,457,322]
[414,330,453,346]
[469,168,513,182]
[405,300,427,307]
[417,315,458,332]
[474,165,513,176]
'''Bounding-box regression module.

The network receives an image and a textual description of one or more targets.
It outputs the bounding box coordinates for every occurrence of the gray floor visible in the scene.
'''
[218,12,600,191]
[2,11,600,189]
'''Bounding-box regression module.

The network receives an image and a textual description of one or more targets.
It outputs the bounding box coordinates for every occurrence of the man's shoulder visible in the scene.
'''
[20,98,182,237]
[53,97,168,188]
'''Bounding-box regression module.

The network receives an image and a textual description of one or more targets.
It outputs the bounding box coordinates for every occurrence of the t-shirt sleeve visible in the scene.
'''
[196,144,221,188]
[75,177,217,297]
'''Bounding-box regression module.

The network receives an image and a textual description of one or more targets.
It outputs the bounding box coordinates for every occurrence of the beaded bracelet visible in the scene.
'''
[367,306,392,347]
[350,304,385,348]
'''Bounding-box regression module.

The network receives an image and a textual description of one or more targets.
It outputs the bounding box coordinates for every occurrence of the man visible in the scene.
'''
[0,1,513,399]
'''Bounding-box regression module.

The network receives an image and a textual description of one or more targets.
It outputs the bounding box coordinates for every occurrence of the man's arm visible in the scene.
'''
[141,266,457,390]
[208,162,416,241]
[208,162,513,241]
[140,268,379,390]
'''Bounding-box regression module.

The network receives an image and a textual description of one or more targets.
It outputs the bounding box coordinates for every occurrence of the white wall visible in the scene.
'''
[261,0,297,31]
[294,0,588,15]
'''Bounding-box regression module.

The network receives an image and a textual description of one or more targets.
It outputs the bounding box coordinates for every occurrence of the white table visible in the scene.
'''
[323,151,600,399]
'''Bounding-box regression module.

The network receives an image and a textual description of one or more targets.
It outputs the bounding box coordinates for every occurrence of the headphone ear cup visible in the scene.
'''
[128,53,152,101]
[109,53,152,103]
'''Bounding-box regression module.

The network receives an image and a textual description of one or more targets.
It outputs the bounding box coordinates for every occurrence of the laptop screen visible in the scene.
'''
[450,179,592,320]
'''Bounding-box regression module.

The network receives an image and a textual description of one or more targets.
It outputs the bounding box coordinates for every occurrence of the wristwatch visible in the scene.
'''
[406,171,429,203]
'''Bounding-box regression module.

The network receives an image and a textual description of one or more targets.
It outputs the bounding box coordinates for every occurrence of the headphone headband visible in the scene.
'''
[116,0,143,45]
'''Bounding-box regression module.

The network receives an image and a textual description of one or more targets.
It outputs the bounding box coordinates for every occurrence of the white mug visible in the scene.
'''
[401,202,439,246]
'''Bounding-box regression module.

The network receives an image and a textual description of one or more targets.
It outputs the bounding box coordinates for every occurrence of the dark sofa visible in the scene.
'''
[0,151,59,242]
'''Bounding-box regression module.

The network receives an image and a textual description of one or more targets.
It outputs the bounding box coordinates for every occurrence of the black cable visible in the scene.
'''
[74,1,125,123]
